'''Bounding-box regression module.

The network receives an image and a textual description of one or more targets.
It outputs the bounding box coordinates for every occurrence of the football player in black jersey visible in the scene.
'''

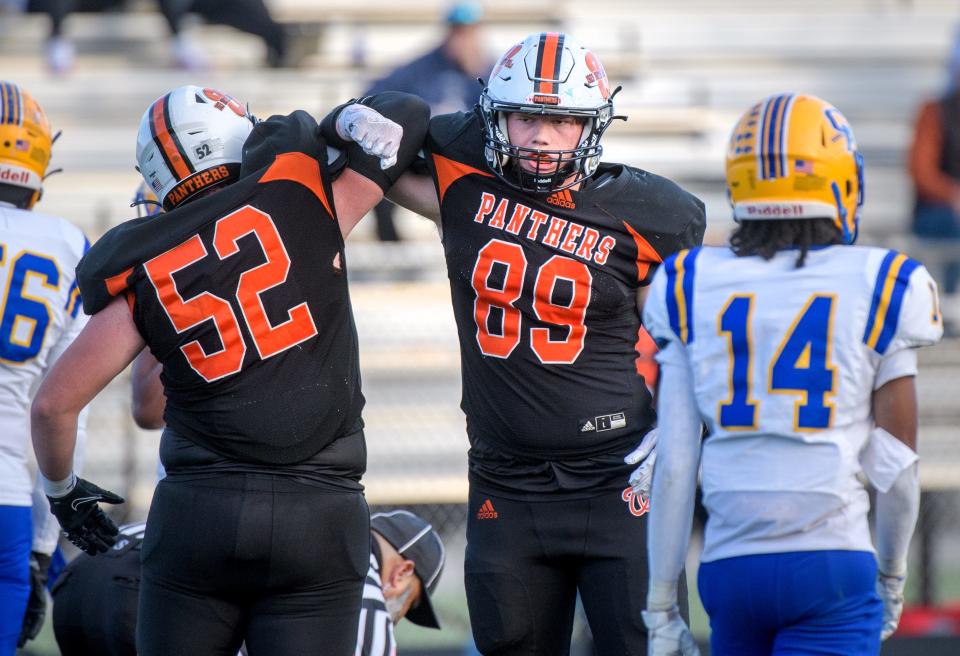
[30,85,428,655]
[322,32,705,656]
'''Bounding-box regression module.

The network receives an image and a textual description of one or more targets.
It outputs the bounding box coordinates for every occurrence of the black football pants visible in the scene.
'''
[137,474,369,656]
[52,540,140,656]
[465,485,689,656]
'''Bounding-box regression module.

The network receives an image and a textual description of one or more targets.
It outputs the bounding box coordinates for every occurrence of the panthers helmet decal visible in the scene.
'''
[0,82,53,207]
[136,85,255,210]
[726,93,864,243]
[479,33,616,194]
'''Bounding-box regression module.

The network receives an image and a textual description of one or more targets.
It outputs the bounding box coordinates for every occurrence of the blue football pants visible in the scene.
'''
[699,550,883,656]
[0,506,32,656]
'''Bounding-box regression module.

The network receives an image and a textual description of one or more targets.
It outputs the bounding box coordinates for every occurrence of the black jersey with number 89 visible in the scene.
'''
[424,112,704,492]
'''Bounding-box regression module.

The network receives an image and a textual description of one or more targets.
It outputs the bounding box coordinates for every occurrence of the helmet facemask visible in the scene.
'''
[480,97,613,194]
[479,33,617,195]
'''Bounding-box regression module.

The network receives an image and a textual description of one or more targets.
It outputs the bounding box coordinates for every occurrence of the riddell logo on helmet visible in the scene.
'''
[0,167,31,185]
[744,205,805,217]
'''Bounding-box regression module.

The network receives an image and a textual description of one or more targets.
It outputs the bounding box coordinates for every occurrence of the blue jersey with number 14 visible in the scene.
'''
[644,245,942,562]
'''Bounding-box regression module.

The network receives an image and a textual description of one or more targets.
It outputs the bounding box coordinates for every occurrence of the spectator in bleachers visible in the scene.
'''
[908,28,960,332]
[10,0,289,73]
[156,0,289,69]
[363,1,489,241]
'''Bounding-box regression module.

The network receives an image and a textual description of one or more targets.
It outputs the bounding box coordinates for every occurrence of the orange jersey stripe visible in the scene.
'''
[622,221,663,283]
[258,152,334,218]
[105,266,134,296]
[432,153,493,202]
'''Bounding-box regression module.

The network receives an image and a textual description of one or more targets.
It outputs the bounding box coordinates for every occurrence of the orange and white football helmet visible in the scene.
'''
[480,33,616,194]
[136,85,255,210]
[0,82,53,208]
[726,93,864,243]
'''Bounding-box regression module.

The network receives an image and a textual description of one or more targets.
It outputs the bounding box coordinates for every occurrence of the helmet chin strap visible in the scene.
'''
[511,160,577,194]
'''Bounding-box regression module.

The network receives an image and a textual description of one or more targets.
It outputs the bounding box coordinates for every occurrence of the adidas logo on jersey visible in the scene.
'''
[546,189,576,209]
[579,412,626,433]
[476,499,499,519]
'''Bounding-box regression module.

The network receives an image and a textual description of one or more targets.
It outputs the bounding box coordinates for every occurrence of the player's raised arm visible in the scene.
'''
[317,92,434,232]
[386,170,442,225]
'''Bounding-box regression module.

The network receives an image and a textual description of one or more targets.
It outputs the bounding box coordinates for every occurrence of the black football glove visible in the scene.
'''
[16,551,52,647]
[47,477,124,555]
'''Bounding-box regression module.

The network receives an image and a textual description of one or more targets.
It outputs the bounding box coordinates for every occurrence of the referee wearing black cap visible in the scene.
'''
[51,512,445,656]
[360,510,446,655]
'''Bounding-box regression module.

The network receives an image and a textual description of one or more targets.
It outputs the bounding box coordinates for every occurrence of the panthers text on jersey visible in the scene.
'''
[644,245,943,561]
[76,113,363,466]
[0,204,88,506]
[423,111,705,495]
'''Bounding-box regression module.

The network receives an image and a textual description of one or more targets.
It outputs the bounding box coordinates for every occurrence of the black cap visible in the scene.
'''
[370,510,445,629]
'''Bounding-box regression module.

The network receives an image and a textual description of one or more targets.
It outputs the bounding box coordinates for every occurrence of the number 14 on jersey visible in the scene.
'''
[718,294,837,431]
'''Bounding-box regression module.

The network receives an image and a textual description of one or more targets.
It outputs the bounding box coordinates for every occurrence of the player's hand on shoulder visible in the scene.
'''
[47,476,124,555]
[643,606,700,656]
[877,571,907,640]
[625,428,658,500]
[336,103,402,169]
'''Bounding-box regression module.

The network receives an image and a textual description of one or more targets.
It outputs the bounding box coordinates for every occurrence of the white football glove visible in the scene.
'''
[335,103,403,169]
[625,428,658,500]
[877,572,906,640]
[643,607,700,656]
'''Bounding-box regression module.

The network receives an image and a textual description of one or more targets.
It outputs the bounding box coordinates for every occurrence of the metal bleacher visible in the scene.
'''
[3,0,959,514]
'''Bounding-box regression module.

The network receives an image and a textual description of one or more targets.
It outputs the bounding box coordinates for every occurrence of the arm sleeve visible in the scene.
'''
[875,463,920,577]
[874,348,918,390]
[645,340,703,611]
[318,92,431,193]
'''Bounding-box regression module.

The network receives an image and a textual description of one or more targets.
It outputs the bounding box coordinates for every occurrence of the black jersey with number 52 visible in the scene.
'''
[424,111,705,484]
[78,113,364,466]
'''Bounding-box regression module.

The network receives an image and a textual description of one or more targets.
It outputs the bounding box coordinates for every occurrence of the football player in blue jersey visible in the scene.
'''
[642,94,944,655]
[0,82,92,655]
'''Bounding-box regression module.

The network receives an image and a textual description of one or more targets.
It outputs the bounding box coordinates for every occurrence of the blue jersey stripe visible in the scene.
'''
[874,258,921,354]
[863,250,897,345]
[664,254,681,340]
[681,247,701,344]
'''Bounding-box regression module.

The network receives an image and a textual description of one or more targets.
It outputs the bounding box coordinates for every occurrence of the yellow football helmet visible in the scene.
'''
[0,82,53,208]
[726,93,864,243]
